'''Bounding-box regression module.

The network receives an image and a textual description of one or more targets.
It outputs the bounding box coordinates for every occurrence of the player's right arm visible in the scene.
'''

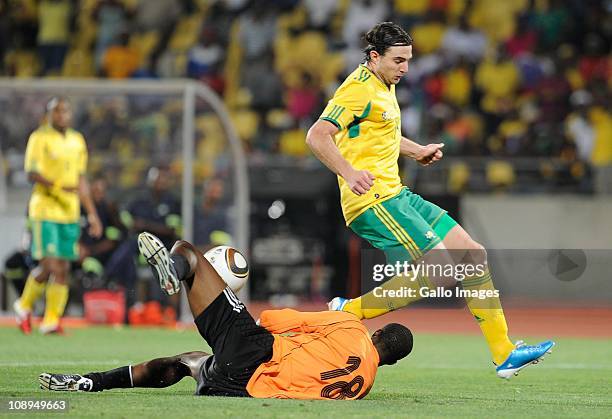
[306,81,375,196]
[306,121,374,196]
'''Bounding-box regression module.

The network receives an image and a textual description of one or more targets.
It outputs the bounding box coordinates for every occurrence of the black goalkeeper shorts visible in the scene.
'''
[193,287,274,397]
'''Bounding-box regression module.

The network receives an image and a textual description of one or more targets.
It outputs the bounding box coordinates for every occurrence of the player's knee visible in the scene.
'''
[170,240,199,270]
[47,259,69,282]
[177,351,208,377]
[467,241,487,266]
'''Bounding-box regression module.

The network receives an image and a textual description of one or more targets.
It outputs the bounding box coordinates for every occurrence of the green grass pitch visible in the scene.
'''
[1,326,611,418]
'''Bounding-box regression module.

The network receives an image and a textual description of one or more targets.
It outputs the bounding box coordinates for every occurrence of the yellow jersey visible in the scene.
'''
[320,64,403,225]
[24,125,88,223]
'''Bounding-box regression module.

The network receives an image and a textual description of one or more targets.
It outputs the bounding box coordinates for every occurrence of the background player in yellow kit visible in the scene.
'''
[306,22,554,379]
[14,97,102,334]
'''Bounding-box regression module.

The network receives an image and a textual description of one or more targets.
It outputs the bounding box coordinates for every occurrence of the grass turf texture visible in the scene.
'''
[1,327,611,418]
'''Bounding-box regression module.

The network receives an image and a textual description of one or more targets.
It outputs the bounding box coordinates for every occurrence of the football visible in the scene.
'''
[203,246,249,292]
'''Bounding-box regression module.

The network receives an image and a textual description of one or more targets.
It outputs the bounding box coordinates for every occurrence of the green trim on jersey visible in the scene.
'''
[320,117,341,129]
[327,105,346,120]
[347,101,372,139]
[355,67,372,83]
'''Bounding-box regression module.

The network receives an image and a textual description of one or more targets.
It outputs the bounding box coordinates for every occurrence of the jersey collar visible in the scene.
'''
[360,64,390,91]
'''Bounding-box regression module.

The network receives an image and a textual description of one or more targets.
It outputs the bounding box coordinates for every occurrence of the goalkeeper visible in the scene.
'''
[39,233,412,400]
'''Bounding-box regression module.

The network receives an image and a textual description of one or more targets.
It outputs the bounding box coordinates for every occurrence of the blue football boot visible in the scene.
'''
[496,340,555,378]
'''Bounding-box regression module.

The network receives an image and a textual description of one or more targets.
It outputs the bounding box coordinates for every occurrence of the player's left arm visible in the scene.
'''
[76,136,102,238]
[400,136,444,166]
[79,175,102,238]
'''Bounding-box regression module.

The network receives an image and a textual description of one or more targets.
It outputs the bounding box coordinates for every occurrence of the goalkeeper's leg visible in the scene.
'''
[137,232,228,317]
[39,351,209,392]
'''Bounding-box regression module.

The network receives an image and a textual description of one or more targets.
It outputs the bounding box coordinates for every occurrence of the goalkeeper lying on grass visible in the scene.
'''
[39,233,412,400]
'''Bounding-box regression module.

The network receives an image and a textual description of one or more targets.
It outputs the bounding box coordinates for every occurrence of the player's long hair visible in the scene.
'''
[363,22,413,61]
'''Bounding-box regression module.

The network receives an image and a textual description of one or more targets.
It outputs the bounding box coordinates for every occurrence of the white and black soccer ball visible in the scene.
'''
[203,246,249,292]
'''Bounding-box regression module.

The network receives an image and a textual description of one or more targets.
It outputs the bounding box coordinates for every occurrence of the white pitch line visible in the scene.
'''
[4,361,612,370]
[0,360,123,367]
[406,363,612,370]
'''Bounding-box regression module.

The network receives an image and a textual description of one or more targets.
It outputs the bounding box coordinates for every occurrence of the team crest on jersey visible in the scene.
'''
[382,111,390,121]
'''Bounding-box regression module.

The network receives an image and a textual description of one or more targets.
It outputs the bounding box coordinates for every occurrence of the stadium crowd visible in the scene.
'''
[1,0,611,193]
[0,0,611,330]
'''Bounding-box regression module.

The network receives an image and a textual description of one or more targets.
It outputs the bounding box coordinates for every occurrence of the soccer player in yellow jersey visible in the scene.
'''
[307,22,554,379]
[14,97,102,335]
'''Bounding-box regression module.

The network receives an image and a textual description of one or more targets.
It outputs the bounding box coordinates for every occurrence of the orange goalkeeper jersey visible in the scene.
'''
[246,309,379,400]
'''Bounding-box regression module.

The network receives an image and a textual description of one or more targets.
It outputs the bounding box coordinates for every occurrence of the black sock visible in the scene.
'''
[85,366,132,392]
[170,254,190,281]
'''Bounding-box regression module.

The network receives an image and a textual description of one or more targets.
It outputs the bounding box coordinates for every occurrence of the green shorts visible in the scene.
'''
[350,188,458,264]
[30,219,80,261]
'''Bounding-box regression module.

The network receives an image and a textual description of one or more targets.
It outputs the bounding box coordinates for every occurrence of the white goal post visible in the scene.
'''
[0,78,250,308]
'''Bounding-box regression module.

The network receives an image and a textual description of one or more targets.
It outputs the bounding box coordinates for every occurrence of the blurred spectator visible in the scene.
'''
[103,165,181,316]
[505,14,538,58]
[441,14,487,63]
[37,0,75,74]
[199,63,226,95]
[133,0,184,74]
[126,165,181,247]
[0,0,9,74]
[342,0,389,49]
[589,107,612,194]
[202,0,248,46]
[578,33,610,87]
[7,0,38,53]
[565,90,594,162]
[411,10,446,55]
[194,178,231,250]
[92,0,132,70]
[394,0,428,28]
[468,0,523,44]
[133,0,181,32]
[187,28,223,80]
[514,52,545,92]
[0,0,610,194]
[78,174,126,280]
[490,108,529,156]
[424,69,445,105]
[242,53,283,112]
[101,32,140,79]
[285,72,322,123]
[535,57,571,123]
[398,88,422,140]
[475,47,521,133]
[238,3,277,63]
[1,226,35,299]
[445,106,485,155]
[532,0,571,50]
[303,0,338,31]
[442,60,472,107]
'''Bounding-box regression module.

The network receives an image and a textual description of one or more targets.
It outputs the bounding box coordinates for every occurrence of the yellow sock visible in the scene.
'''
[19,275,47,311]
[343,274,433,319]
[42,282,69,327]
[462,269,515,365]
